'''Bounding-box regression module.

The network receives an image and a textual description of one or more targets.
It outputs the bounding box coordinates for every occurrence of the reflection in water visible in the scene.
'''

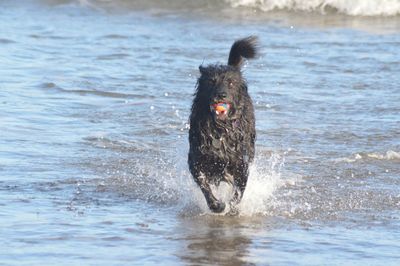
[176,216,268,266]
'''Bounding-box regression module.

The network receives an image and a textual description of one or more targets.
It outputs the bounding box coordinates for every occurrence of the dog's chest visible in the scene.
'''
[205,121,242,158]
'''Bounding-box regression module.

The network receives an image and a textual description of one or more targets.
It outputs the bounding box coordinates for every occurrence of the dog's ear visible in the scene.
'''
[228,36,258,68]
[199,65,207,75]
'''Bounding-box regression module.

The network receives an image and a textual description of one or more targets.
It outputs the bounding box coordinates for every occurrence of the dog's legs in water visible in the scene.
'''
[227,169,249,216]
[196,175,226,213]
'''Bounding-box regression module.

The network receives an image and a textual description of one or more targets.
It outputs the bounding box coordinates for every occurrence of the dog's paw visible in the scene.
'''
[226,205,239,216]
[209,201,226,213]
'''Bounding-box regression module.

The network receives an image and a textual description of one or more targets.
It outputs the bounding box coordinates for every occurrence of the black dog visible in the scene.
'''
[188,36,258,213]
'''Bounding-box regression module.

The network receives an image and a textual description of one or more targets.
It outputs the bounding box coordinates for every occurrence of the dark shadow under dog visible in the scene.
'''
[188,36,258,214]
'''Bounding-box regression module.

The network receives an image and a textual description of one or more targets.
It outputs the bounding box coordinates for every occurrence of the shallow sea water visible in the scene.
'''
[1,0,400,265]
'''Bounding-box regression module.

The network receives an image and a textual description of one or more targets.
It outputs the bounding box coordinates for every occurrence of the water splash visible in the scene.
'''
[102,145,285,217]
[177,152,285,217]
[238,153,284,216]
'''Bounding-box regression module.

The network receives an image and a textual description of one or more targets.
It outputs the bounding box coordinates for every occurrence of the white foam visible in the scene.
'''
[367,150,400,160]
[334,150,400,163]
[227,0,400,16]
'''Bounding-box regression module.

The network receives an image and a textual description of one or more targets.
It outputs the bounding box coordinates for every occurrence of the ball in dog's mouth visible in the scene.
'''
[211,102,230,118]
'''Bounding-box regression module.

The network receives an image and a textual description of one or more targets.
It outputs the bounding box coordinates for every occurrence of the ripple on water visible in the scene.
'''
[2,1,400,264]
[96,53,131,60]
[0,38,16,44]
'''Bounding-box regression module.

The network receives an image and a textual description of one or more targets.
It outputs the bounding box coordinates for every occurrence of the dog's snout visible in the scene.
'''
[216,91,227,99]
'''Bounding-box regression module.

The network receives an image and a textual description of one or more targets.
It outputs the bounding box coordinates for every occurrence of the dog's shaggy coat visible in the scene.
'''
[188,36,258,213]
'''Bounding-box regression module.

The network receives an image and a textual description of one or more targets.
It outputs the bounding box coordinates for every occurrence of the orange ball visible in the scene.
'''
[215,105,227,112]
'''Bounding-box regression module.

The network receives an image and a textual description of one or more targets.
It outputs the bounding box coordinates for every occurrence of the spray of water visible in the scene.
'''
[175,151,285,217]
[238,153,284,216]
[100,134,285,217]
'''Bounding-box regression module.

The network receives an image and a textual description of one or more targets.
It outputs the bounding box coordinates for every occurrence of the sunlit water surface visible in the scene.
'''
[1,0,400,265]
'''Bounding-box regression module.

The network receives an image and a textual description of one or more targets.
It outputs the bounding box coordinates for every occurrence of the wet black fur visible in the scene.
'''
[188,36,258,213]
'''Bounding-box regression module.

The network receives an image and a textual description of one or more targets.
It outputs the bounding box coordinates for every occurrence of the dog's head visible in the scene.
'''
[195,36,258,121]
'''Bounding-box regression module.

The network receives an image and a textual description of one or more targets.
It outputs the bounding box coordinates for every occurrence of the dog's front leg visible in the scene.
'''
[227,185,246,216]
[196,175,226,213]
[227,167,249,215]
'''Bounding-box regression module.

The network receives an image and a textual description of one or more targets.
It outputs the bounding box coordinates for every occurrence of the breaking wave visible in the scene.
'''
[335,150,400,163]
[229,0,400,16]
[70,0,400,16]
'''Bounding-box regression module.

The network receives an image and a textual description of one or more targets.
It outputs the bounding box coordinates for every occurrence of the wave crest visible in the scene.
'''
[335,150,400,163]
[69,0,400,16]
[228,0,400,16]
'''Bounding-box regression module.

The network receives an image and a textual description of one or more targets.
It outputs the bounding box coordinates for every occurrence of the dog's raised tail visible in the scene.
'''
[228,36,258,68]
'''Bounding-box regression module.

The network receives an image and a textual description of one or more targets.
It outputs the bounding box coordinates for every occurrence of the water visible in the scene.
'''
[1,0,400,265]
